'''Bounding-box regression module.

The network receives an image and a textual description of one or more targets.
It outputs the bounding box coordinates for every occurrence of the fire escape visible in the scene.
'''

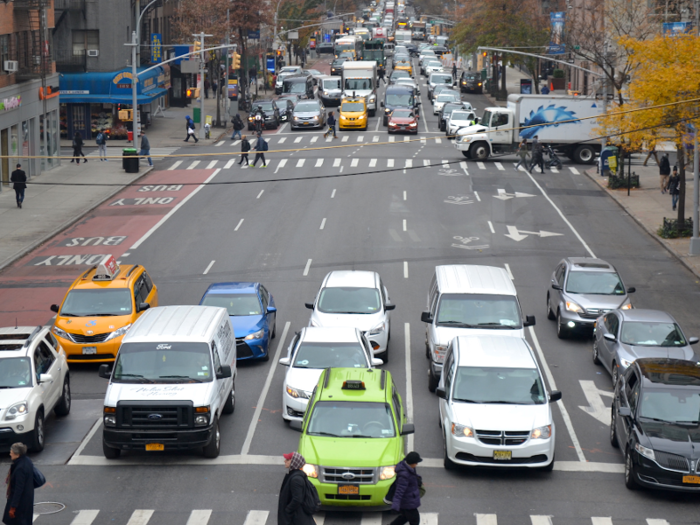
[12,0,52,83]
[52,0,87,73]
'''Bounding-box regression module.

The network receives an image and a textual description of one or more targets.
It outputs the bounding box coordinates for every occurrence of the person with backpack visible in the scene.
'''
[231,114,244,140]
[324,111,337,139]
[96,129,107,161]
[250,132,268,168]
[3,443,36,525]
[239,135,251,168]
[278,452,317,525]
[388,452,423,525]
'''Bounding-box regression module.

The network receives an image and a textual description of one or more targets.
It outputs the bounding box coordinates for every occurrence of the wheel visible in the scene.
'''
[383,117,388,126]
[624,447,639,490]
[54,376,71,416]
[378,344,389,363]
[573,145,595,164]
[539,454,555,472]
[103,439,121,459]
[202,417,221,458]
[428,369,439,393]
[30,410,45,452]
[592,339,602,365]
[469,142,489,160]
[546,294,555,320]
[272,322,277,339]
[612,363,620,388]
[461,151,470,159]
[443,434,457,470]
[556,310,568,339]
[222,384,235,414]
[369,109,376,117]
[610,408,619,448]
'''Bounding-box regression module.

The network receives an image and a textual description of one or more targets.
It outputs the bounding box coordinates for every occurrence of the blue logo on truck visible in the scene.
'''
[520,105,579,139]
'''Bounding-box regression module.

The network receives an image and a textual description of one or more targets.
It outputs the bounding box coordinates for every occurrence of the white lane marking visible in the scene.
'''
[278,137,287,144]
[435,138,442,144]
[375,116,381,132]
[130,169,221,249]
[224,159,236,169]
[339,166,344,173]
[369,158,377,167]
[420,513,438,525]
[404,136,410,142]
[423,159,431,167]
[388,159,394,167]
[477,161,486,169]
[389,136,396,142]
[404,323,414,452]
[303,259,312,276]
[403,219,407,231]
[333,158,341,167]
[310,136,318,143]
[474,191,481,202]
[403,261,409,278]
[569,166,580,174]
[421,137,427,144]
[405,159,413,168]
[187,160,200,170]
[528,326,586,462]
[372,135,379,142]
[70,510,100,525]
[186,510,212,525]
[389,229,402,242]
[487,221,495,234]
[234,219,244,231]
[274,158,287,174]
[591,519,613,525]
[256,190,264,199]
[243,511,269,525]
[331,189,336,198]
[326,136,333,142]
[442,159,449,166]
[524,171,596,257]
[495,162,504,171]
[296,159,305,168]
[206,160,218,169]
[215,141,225,147]
[475,514,498,525]
[294,136,303,143]
[231,140,241,146]
[361,513,382,525]
[126,510,154,525]
[314,514,325,525]
[550,167,559,173]
[351,158,359,167]
[315,159,323,167]
[358,135,364,142]
[646,521,669,525]
[168,160,183,170]
[403,191,407,201]
[422,111,430,133]
[504,263,514,280]
[320,218,326,230]
[122,252,130,257]
[277,123,288,134]
[240,322,290,455]
[342,136,349,142]
[530,517,552,525]
[203,260,215,275]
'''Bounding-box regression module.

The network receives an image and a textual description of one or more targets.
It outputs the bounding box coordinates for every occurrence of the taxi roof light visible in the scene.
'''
[342,380,366,390]
[92,255,120,281]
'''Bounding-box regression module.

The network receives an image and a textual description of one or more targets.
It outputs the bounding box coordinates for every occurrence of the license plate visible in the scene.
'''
[683,475,700,484]
[145,443,164,451]
[338,485,359,495]
[82,347,97,355]
[493,450,512,461]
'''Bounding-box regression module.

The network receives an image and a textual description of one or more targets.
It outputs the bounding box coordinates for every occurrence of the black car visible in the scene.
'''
[459,71,483,94]
[247,100,281,130]
[317,42,334,55]
[611,358,700,492]
[330,58,347,76]
[404,43,419,56]
[438,102,463,132]
[381,85,420,126]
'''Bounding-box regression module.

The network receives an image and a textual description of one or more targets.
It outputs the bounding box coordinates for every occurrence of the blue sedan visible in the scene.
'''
[199,282,277,361]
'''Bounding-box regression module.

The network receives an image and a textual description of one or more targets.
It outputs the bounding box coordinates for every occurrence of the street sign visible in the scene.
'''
[288,31,299,40]
[248,30,260,39]
[181,59,200,73]
[151,33,162,64]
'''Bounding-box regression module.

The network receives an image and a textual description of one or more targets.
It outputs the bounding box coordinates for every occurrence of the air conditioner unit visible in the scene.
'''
[87,49,99,57]
[4,60,18,72]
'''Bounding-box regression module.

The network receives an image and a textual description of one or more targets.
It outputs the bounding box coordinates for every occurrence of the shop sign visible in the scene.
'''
[60,90,89,95]
[113,71,136,89]
[0,96,21,112]
[151,33,163,63]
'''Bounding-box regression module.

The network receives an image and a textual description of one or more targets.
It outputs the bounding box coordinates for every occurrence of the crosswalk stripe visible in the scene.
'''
[477,161,486,169]
[358,135,364,142]
[310,136,318,143]
[360,513,382,525]
[405,159,413,168]
[388,159,394,167]
[278,138,287,144]
[424,159,431,166]
[369,158,377,167]
[569,166,580,174]
[274,158,287,174]
[460,161,468,170]
[314,514,325,525]
[333,158,341,167]
[243,511,269,525]
[342,136,349,142]
[168,160,183,170]
[33,514,39,522]
[646,521,670,525]
[420,512,438,525]
[186,510,212,525]
[530,517,552,525]
[435,138,442,144]
[389,136,395,142]
[373,136,379,142]
[326,136,333,142]
[495,162,504,171]
[296,159,305,167]
[404,136,410,141]
[127,510,154,525]
[351,158,359,167]
[315,159,323,167]
[215,141,225,147]
[442,159,449,166]
[187,160,200,170]
[591,519,613,525]
[475,514,498,525]
[421,137,427,143]
[206,160,218,169]
[294,136,302,143]
[224,159,235,169]
[551,167,559,173]
[231,140,241,146]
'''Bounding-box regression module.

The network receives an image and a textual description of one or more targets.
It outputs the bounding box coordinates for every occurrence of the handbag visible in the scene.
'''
[33,466,46,488]
[187,128,195,135]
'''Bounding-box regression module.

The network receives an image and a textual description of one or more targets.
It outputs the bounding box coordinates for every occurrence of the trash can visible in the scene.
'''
[193,107,201,124]
[123,148,139,173]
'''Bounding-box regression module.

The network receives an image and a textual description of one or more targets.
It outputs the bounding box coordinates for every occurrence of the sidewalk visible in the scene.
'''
[482,65,566,108]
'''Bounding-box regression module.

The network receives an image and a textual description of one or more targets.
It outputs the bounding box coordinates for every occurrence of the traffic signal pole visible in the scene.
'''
[193,32,213,140]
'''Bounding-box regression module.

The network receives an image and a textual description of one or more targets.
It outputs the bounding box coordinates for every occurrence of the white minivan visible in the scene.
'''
[421,265,535,392]
[99,305,236,459]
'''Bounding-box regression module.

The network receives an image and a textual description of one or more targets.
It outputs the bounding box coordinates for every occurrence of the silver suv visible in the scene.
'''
[546,257,635,339]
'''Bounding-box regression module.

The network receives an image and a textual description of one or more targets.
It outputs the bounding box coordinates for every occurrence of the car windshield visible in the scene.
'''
[566,271,625,295]
[432,74,452,84]
[307,401,396,437]
[620,322,686,347]
[386,93,414,106]
[284,82,307,94]
[113,342,213,383]
[254,102,274,112]
[281,67,300,74]
[436,293,522,328]
[200,293,262,316]
[332,59,347,66]
[428,61,442,67]
[317,286,382,314]
[391,71,410,79]
[340,52,354,59]
[60,289,132,317]
[639,387,700,424]
[293,342,368,369]
[451,111,472,121]
[437,94,458,102]
[392,110,413,118]
[323,79,341,89]
[453,367,546,405]
[295,102,319,112]
[0,358,32,388]
[342,102,365,112]
[345,78,373,90]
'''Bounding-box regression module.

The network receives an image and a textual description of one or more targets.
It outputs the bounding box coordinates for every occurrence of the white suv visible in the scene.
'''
[306,271,395,361]
[437,335,560,471]
[0,326,71,451]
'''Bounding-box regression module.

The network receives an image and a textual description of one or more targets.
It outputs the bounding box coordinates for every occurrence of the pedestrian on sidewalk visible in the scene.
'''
[528,136,544,174]
[668,166,680,211]
[10,164,26,209]
[184,116,198,143]
[96,129,108,161]
[250,132,268,168]
[212,80,218,97]
[3,443,35,525]
[71,131,86,163]
[278,452,315,525]
[231,114,244,140]
[239,135,251,167]
[452,63,457,80]
[515,140,530,171]
[249,67,257,88]
[659,152,671,194]
[139,131,152,166]
[324,111,337,139]
[389,452,424,525]
[204,79,210,99]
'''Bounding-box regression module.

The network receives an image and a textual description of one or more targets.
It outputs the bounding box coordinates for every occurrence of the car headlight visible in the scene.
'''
[433,344,447,363]
[409,122,417,127]
[369,94,376,102]
[531,424,552,439]
[379,466,396,480]
[369,322,387,335]
[5,402,28,421]
[385,108,390,113]
[104,323,132,342]
[103,406,116,427]
[286,385,310,399]
[302,463,318,478]
[565,301,584,313]
[635,442,655,461]
[451,422,473,437]
[620,299,633,310]
[619,357,634,368]
[194,406,210,427]
[52,326,70,340]
[245,328,264,340]
[312,115,319,120]
[324,90,329,95]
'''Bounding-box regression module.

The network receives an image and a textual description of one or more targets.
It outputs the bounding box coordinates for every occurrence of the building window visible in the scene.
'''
[72,30,99,56]
[0,35,8,73]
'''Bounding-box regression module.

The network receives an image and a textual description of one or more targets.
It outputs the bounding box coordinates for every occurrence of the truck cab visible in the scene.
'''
[455,107,515,160]
[341,61,378,116]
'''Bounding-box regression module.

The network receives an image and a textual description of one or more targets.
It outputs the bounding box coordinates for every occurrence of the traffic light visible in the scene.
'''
[482,51,487,57]
[186,87,200,98]
[193,40,202,58]
[232,52,241,69]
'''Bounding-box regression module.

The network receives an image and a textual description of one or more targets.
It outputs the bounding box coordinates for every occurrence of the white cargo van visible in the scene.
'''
[420,265,536,392]
[99,305,236,459]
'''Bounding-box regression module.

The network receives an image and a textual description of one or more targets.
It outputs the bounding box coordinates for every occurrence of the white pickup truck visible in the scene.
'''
[455,94,603,164]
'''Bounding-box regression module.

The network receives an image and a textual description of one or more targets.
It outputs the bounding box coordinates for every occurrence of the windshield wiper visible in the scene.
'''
[480,400,520,404]
[92,313,120,317]
[114,373,154,383]
[640,416,674,423]
[158,375,203,383]
[59,313,80,317]
[476,323,518,329]
[675,420,700,425]
[438,321,476,327]
[310,431,343,438]
[452,398,477,403]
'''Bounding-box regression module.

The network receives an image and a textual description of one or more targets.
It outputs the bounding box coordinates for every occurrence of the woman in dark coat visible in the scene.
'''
[389,452,423,525]
[71,131,86,163]
[277,452,315,525]
[3,443,34,525]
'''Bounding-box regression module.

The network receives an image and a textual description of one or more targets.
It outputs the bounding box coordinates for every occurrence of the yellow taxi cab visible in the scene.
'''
[393,59,413,77]
[50,255,158,363]
[339,96,368,131]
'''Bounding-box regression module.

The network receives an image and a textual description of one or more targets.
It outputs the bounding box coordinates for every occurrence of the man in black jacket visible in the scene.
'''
[278,452,315,525]
[659,152,671,194]
[239,135,251,167]
[10,164,26,209]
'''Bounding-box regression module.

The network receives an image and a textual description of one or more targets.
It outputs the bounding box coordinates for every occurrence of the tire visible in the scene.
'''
[272,321,277,339]
[443,434,457,470]
[539,454,555,472]
[103,439,121,459]
[30,410,45,452]
[222,384,235,414]
[369,109,376,117]
[428,369,439,393]
[379,343,389,363]
[624,447,639,490]
[573,145,595,164]
[592,339,602,365]
[610,408,619,448]
[556,310,568,339]
[202,418,221,458]
[461,151,470,159]
[612,363,620,388]
[383,117,388,126]
[469,142,489,160]
[54,376,71,416]
[546,294,555,320]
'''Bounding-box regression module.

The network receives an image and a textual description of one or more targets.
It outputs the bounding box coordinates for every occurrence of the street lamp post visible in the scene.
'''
[272,0,286,73]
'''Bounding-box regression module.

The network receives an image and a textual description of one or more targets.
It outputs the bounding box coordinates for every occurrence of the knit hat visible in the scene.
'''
[405,451,423,464]
[284,452,306,470]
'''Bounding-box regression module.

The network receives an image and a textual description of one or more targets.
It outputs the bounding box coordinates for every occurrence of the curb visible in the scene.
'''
[0,166,154,274]
[582,167,700,281]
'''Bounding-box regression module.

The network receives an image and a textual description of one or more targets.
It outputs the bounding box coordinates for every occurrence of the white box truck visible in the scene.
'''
[341,60,378,116]
[455,94,604,164]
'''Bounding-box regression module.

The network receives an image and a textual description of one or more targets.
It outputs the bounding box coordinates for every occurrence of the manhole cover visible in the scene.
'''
[33,502,65,515]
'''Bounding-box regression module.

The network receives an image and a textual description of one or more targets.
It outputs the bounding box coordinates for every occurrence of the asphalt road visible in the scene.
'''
[5,55,700,525]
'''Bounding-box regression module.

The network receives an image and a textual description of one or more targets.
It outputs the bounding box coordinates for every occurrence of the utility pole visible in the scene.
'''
[689,0,700,254]
[193,31,213,139]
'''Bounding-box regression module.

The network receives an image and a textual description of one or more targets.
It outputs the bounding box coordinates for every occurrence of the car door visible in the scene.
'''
[550,262,566,311]
[141,270,158,306]
[616,368,639,445]
[210,340,227,411]
[427,288,440,356]
[34,340,60,409]
[260,285,276,336]
[602,313,621,371]
[439,349,455,434]
[43,333,67,383]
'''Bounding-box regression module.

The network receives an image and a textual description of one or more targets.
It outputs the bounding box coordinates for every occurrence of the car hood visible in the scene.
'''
[450,119,473,127]
[451,403,551,431]
[55,314,134,335]
[285,367,324,395]
[310,311,384,331]
[293,111,321,118]
[0,387,33,407]
[568,293,628,311]
[456,124,488,136]
[229,315,264,339]
[622,344,696,362]
[299,435,402,466]
[434,325,524,345]
[641,421,700,457]
[105,382,215,406]
[390,117,416,124]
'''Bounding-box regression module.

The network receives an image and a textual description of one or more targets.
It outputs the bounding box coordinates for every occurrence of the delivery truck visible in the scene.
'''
[341,61,378,116]
[455,94,603,164]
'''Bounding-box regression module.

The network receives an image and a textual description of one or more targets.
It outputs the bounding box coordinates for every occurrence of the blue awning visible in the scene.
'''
[59,66,169,105]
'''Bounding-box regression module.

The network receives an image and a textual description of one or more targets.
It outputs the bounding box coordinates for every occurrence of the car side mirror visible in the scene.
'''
[421,311,433,323]
[98,364,112,379]
[385,303,396,311]
[603,333,617,342]
[400,423,415,435]
[279,357,291,366]
[39,374,53,384]
[524,315,536,327]
[689,337,699,345]
[267,306,277,313]
[618,406,632,417]
[305,302,314,309]
[380,101,385,107]
[549,390,562,402]
[50,304,59,313]
[551,283,562,290]
[289,420,303,431]
[217,365,233,379]
[626,287,636,293]
[417,101,422,105]
[137,302,150,313]
[435,387,447,399]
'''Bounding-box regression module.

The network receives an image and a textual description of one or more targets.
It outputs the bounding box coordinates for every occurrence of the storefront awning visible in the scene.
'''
[59,66,168,105]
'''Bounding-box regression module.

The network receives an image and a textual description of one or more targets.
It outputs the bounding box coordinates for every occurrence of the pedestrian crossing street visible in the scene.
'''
[30,509,678,525]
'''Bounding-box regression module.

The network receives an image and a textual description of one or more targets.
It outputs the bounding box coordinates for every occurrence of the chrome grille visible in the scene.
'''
[655,451,690,472]
[70,332,110,343]
[475,429,530,446]
[580,308,610,320]
[321,466,377,484]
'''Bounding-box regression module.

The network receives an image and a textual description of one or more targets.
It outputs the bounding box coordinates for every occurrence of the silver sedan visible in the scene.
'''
[291,100,326,130]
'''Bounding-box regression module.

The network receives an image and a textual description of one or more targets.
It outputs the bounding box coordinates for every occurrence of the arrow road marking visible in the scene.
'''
[505,225,529,242]
[505,225,564,241]
[578,380,613,426]
[444,195,474,205]
[493,190,536,201]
